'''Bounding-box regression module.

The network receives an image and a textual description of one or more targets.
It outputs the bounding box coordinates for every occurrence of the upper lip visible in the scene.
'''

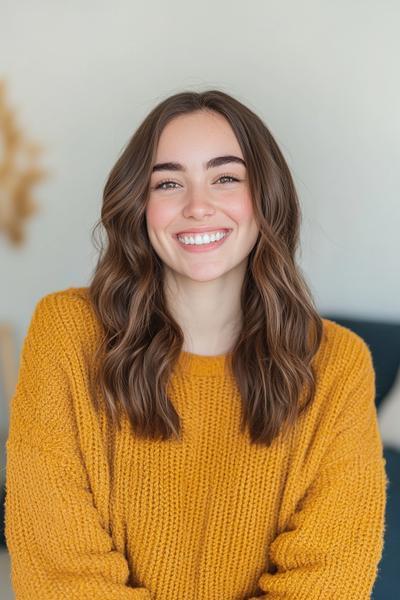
[175,227,232,236]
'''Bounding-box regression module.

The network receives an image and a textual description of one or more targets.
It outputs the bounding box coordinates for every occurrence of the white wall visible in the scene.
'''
[1,0,399,428]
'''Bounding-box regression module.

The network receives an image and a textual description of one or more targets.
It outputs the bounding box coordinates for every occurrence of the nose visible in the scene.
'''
[182,184,216,219]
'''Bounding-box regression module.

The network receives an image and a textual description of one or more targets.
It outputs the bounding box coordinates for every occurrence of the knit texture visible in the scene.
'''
[5,286,388,599]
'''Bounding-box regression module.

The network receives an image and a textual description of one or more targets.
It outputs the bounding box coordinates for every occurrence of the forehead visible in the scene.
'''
[154,111,243,160]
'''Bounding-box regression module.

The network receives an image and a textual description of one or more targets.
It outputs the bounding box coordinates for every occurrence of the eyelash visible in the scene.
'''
[153,174,240,191]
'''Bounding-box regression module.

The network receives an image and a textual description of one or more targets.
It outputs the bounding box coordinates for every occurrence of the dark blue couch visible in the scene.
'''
[323,315,400,599]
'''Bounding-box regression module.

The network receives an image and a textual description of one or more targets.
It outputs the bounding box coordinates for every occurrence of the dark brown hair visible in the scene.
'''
[88,89,324,446]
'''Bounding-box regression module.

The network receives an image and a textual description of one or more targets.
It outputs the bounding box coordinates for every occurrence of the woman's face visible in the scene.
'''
[145,110,259,283]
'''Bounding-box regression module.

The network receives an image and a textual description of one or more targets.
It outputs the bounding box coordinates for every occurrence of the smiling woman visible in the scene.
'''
[5,89,387,600]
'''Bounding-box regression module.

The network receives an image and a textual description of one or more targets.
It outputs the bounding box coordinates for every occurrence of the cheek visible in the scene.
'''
[227,191,255,223]
[146,199,175,230]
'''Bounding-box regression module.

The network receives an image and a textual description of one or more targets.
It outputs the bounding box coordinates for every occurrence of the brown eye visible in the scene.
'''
[154,180,179,190]
[216,175,239,184]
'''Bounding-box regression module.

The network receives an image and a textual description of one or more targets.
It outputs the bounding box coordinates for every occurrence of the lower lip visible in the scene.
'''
[174,231,232,252]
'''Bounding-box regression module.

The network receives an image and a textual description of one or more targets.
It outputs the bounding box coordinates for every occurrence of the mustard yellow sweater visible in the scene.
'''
[5,287,387,599]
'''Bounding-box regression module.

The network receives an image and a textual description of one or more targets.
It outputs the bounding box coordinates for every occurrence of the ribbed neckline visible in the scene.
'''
[176,349,233,377]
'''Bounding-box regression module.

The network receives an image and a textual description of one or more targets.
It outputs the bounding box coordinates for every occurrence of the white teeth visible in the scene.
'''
[177,231,228,245]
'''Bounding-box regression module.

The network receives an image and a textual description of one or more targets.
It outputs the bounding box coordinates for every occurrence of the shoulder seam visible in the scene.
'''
[322,317,372,352]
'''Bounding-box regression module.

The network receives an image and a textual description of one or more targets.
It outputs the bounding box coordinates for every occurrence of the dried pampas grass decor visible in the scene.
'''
[0,79,48,247]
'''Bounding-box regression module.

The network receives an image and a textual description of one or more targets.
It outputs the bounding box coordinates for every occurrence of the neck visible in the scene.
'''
[163,263,245,356]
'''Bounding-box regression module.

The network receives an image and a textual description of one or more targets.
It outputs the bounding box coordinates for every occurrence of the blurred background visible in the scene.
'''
[0,1,399,598]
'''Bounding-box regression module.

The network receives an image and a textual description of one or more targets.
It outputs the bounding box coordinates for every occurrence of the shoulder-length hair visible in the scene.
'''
[88,89,324,447]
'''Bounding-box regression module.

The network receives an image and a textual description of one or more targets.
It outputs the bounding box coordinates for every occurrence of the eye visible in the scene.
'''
[216,175,239,184]
[153,180,179,191]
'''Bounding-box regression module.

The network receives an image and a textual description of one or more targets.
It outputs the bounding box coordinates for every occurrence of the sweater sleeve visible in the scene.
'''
[248,336,388,600]
[5,295,151,600]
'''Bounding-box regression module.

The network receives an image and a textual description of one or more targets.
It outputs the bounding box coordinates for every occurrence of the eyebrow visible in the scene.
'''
[151,155,246,173]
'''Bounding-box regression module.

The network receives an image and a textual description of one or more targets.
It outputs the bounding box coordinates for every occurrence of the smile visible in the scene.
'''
[174,230,232,253]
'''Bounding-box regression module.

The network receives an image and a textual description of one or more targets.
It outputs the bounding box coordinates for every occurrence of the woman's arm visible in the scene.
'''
[5,295,151,599]
[248,338,388,600]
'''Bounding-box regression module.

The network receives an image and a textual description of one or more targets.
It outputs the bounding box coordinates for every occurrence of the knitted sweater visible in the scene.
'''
[5,286,387,600]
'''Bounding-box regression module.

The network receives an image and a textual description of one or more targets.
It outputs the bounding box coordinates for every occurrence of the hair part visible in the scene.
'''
[88,89,324,447]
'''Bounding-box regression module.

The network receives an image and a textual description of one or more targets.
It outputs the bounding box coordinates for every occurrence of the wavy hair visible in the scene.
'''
[88,89,324,446]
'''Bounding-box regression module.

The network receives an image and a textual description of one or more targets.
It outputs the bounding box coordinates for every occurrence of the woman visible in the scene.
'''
[5,89,387,599]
